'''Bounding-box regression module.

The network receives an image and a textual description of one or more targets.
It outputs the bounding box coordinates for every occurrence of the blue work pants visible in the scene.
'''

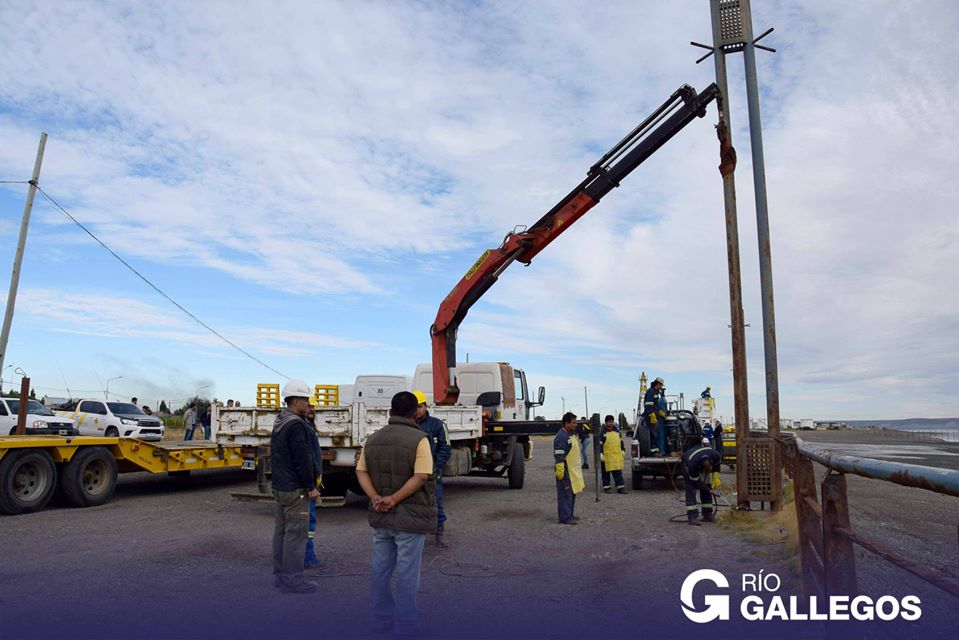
[556,478,576,523]
[435,474,446,526]
[580,436,591,467]
[371,528,426,633]
[684,475,714,520]
[601,464,624,490]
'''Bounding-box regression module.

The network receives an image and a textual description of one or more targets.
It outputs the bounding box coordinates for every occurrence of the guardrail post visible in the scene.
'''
[821,472,857,596]
[793,448,824,598]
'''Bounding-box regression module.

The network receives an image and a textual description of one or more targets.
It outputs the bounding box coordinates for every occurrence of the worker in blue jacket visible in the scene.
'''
[413,390,452,545]
[553,412,585,524]
[642,377,667,455]
[681,443,721,526]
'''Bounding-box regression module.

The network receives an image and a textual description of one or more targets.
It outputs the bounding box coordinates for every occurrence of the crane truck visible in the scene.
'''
[0,82,721,515]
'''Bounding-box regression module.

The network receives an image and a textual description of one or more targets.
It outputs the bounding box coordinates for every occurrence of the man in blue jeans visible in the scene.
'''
[356,391,436,637]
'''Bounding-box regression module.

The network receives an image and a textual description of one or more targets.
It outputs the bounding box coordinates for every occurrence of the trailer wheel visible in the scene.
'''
[632,470,643,491]
[507,443,525,490]
[60,446,117,508]
[0,449,58,515]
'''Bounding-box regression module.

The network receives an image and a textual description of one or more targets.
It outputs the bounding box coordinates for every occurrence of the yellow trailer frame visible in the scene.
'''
[0,436,248,515]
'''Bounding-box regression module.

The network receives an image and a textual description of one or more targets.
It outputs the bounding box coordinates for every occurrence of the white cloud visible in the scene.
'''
[1,1,957,418]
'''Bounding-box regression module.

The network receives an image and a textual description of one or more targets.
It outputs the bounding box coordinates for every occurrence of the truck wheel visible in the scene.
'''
[321,473,349,497]
[0,449,58,515]
[638,425,651,458]
[60,446,117,508]
[104,427,119,438]
[507,443,525,489]
[632,471,643,491]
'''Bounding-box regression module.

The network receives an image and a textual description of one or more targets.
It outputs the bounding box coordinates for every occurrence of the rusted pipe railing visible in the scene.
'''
[795,435,959,497]
[781,433,959,601]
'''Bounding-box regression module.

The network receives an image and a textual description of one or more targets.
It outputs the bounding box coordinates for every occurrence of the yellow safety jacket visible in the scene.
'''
[602,431,625,471]
[567,435,585,495]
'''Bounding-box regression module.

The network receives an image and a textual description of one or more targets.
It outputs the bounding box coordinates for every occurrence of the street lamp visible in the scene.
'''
[195,385,210,403]
[105,376,123,400]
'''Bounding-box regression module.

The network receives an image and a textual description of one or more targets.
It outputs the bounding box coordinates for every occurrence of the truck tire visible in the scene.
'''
[322,473,349,497]
[60,446,117,508]
[104,427,119,438]
[638,424,651,458]
[0,449,58,515]
[632,470,644,491]
[507,443,525,490]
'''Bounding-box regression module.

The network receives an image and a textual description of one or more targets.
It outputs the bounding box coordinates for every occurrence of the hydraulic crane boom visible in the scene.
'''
[431,83,720,405]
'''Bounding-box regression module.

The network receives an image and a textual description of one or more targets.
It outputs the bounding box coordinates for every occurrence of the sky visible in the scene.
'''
[0,1,957,421]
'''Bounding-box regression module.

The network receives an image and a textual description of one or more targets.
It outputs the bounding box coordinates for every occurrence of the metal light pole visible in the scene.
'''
[105,376,123,400]
[694,0,781,510]
[0,133,48,376]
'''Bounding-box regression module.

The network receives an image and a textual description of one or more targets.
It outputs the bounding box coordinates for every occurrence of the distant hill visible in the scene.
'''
[845,418,959,430]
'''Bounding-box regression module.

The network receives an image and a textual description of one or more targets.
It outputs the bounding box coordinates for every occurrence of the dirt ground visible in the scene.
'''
[0,430,953,639]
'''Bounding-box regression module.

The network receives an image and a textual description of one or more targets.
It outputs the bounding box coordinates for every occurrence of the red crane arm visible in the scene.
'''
[431,83,719,404]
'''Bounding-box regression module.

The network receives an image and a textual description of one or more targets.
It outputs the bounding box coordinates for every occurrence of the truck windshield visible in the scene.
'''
[6,399,54,415]
[107,403,144,415]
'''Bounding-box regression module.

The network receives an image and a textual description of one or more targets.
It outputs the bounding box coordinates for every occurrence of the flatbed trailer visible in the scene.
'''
[0,435,247,515]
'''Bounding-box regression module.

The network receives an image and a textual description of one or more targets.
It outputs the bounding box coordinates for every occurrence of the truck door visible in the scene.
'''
[514,369,528,420]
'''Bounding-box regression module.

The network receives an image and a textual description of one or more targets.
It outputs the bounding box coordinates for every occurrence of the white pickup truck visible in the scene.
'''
[214,362,549,499]
[1,398,78,436]
[55,399,165,441]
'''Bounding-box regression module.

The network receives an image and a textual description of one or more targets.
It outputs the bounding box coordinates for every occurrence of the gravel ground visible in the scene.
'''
[0,430,953,639]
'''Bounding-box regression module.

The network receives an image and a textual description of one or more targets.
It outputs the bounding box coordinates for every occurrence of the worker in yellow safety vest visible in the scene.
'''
[554,412,585,524]
[600,414,626,493]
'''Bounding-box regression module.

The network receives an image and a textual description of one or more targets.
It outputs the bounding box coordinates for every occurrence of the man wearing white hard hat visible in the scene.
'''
[270,379,319,594]
[642,377,668,456]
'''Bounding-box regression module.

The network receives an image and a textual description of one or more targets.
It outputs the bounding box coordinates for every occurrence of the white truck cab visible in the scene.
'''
[56,399,165,441]
[412,362,544,420]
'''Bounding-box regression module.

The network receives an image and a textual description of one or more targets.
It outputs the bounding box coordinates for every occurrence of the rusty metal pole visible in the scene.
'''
[739,0,783,511]
[709,1,751,509]
[14,376,30,436]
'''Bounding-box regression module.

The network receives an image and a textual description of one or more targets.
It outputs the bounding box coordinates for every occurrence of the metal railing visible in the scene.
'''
[781,434,959,600]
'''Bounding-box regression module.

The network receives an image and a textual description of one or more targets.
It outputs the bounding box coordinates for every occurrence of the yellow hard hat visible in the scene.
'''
[412,390,428,405]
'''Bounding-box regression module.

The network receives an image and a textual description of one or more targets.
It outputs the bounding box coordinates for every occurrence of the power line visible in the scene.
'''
[34,185,290,380]
[0,180,30,184]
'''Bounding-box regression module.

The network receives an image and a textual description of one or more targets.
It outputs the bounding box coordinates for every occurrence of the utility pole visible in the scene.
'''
[694,0,780,510]
[0,133,47,376]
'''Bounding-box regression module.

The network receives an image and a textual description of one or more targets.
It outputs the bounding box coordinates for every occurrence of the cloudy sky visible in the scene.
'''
[0,1,956,421]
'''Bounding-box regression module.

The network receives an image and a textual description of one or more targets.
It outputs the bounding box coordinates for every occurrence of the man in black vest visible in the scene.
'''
[356,391,436,637]
[270,379,319,594]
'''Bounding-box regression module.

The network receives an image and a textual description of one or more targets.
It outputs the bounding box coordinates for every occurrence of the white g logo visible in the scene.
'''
[680,569,730,623]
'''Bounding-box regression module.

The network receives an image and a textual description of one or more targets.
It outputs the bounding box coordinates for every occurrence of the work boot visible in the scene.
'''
[617,487,626,494]
[370,618,392,635]
[687,518,702,526]
[603,487,612,493]
[702,513,716,523]
[583,464,589,470]
[559,520,578,525]
[570,516,580,523]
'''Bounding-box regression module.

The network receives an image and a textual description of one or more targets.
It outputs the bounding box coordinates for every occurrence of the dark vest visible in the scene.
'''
[364,417,437,533]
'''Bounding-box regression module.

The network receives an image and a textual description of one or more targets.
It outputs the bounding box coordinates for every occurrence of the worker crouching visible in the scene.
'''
[600,414,626,493]
[554,412,585,524]
[681,442,721,526]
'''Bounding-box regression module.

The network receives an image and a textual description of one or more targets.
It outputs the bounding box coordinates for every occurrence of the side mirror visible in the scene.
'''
[536,386,545,406]
[476,391,502,407]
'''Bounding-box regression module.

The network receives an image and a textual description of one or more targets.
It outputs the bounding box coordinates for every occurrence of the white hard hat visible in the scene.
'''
[702,437,711,446]
[282,379,312,400]
[653,377,665,386]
